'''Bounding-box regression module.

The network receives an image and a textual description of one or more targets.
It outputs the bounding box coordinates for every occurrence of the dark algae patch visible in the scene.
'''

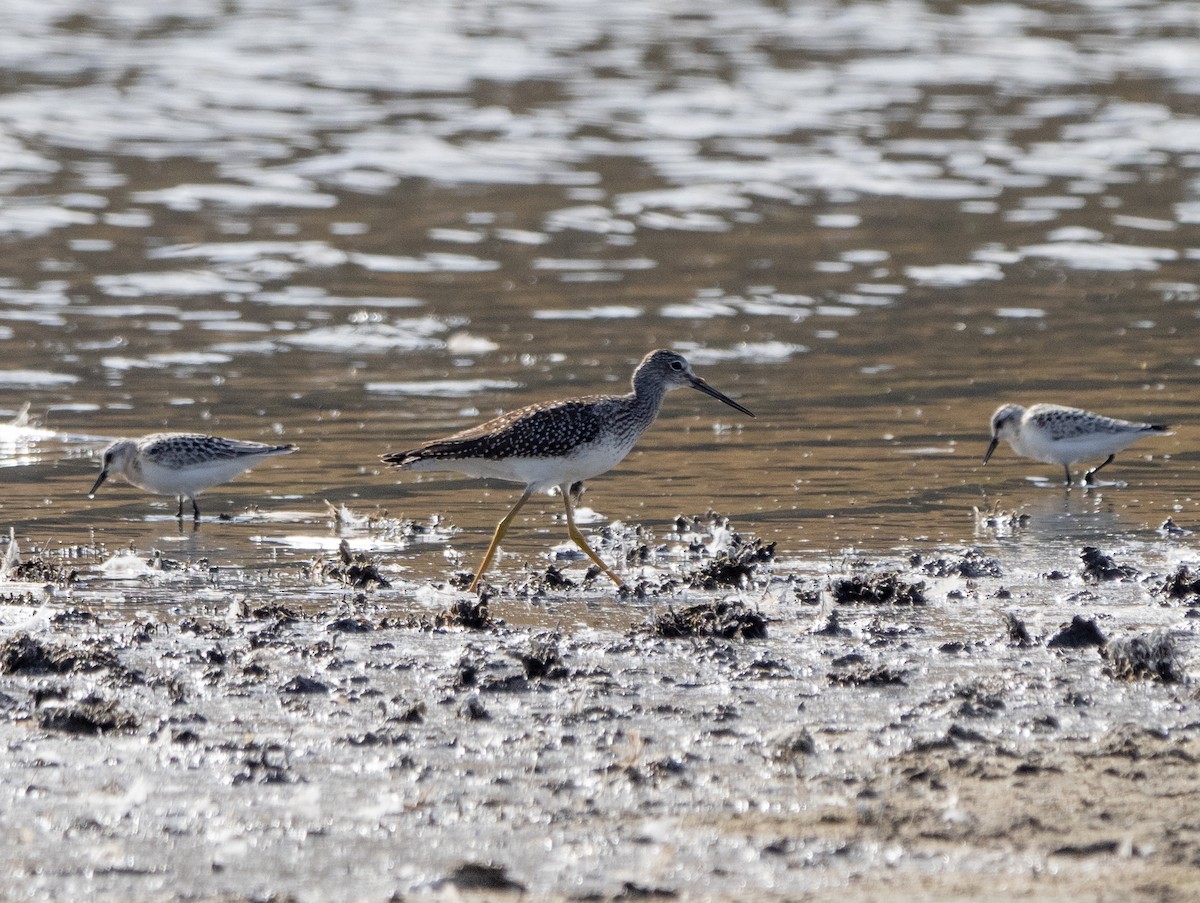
[827,659,908,687]
[0,633,118,675]
[309,540,391,589]
[5,555,78,585]
[1003,611,1033,647]
[831,572,926,605]
[641,600,767,639]
[39,695,138,734]
[281,675,330,694]
[433,595,495,630]
[914,548,1002,579]
[515,565,577,595]
[513,632,567,680]
[687,538,775,590]
[1103,631,1185,683]
[1155,565,1200,601]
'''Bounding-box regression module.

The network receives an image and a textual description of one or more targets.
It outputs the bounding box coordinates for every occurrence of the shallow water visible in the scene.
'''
[4,1,1200,589]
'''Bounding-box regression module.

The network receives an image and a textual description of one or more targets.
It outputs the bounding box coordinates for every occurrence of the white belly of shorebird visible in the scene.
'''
[1013,429,1147,466]
[130,458,264,496]
[418,438,636,492]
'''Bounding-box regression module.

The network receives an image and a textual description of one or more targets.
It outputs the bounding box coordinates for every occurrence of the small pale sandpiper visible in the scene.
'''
[89,433,297,520]
[983,403,1169,486]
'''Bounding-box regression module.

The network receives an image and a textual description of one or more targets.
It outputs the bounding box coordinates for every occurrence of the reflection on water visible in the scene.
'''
[0,0,1199,586]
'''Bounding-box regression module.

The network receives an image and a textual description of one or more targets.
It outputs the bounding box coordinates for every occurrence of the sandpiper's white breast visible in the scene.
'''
[129,454,276,496]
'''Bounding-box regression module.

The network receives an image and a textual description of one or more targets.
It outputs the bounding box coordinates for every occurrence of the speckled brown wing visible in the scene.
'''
[384,397,611,467]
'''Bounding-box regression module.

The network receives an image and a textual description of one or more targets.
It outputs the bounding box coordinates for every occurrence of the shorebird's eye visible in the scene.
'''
[669,360,684,371]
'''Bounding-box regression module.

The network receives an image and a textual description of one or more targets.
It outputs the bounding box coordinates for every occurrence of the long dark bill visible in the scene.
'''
[983,436,1000,464]
[689,376,754,418]
[88,470,109,498]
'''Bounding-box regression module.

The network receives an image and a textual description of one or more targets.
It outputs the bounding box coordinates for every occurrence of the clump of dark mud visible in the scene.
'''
[1047,615,1106,649]
[435,595,494,630]
[49,609,100,628]
[688,538,775,590]
[0,633,117,675]
[1103,631,1185,682]
[325,615,373,633]
[283,675,329,695]
[811,609,850,637]
[615,574,689,602]
[792,578,822,606]
[230,742,296,785]
[772,729,816,771]
[239,601,300,622]
[954,683,1007,718]
[828,655,907,687]
[831,572,926,605]
[914,548,1002,579]
[39,694,138,734]
[642,600,767,639]
[974,504,1030,535]
[1080,546,1138,583]
[1154,565,1200,602]
[435,862,525,893]
[5,556,78,585]
[447,571,477,591]
[514,565,576,596]
[309,540,391,589]
[512,632,567,679]
[459,694,490,721]
[670,512,775,587]
[180,618,233,638]
[1002,611,1033,647]
[588,520,658,566]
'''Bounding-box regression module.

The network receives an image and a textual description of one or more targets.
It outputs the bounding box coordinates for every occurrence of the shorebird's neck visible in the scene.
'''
[591,367,670,444]
[629,366,671,416]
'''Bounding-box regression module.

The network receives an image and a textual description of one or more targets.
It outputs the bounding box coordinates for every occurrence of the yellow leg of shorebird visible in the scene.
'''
[560,482,623,588]
[468,489,533,593]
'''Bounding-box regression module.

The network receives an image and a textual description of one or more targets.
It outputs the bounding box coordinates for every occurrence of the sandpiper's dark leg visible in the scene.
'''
[559,482,623,588]
[191,497,201,521]
[469,488,533,593]
[176,496,185,519]
[1063,465,1072,487]
[1084,454,1115,485]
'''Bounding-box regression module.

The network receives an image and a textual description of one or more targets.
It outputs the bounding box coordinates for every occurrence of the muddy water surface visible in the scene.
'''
[2,1,1200,900]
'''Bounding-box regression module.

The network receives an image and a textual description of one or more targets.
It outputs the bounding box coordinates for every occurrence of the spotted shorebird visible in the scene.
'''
[382,349,754,591]
[89,433,297,519]
[984,403,1169,486]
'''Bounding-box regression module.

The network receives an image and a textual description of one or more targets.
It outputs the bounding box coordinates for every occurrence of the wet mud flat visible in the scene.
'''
[1,520,1200,902]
